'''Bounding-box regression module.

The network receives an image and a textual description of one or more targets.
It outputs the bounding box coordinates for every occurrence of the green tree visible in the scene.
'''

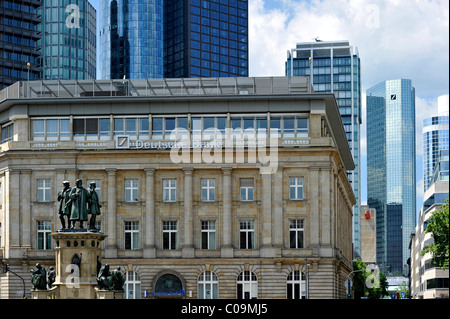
[352,258,388,299]
[421,199,449,270]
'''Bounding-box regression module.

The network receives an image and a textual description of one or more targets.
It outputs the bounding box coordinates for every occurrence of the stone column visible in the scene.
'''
[182,167,194,258]
[105,168,117,258]
[272,166,283,248]
[260,168,274,257]
[221,167,233,257]
[4,169,20,259]
[19,170,32,251]
[144,168,156,258]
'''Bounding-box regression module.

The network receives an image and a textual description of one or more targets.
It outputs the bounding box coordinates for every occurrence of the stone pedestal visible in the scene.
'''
[50,230,106,299]
[30,286,59,299]
[95,288,124,299]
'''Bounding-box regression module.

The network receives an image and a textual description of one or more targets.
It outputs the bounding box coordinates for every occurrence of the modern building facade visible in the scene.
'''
[99,0,248,80]
[286,40,362,257]
[410,151,449,299]
[0,76,355,299]
[423,94,449,191]
[164,0,248,78]
[366,79,416,276]
[36,0,96,80]
[0,0,41,89]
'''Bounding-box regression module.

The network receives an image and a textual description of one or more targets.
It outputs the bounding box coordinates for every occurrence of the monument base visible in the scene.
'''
[30,286,59,299]
[95,288,125,299]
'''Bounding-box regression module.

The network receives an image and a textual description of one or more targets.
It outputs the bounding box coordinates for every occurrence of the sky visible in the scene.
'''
[88,0,449,216]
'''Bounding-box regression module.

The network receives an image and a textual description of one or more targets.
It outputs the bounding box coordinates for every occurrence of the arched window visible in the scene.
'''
[124,271,141,299]
[237,271,257,299]
[198,271,219,299]
[287,270,306,299]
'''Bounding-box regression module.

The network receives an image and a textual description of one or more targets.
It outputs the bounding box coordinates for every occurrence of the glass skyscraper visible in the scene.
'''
[99,0,248,80]
[37,0,96,80]
[99,0,163,79]
[423,94,449,191]
[0,0,41,88]
[366,79,416,275]
[285,40,362,256]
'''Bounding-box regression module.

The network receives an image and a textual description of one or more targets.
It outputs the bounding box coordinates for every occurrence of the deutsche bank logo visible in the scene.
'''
[390,94,396,100]
[115,135,130,149]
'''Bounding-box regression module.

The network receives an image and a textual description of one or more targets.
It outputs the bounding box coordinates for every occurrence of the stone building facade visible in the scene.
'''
[0,77,355,299]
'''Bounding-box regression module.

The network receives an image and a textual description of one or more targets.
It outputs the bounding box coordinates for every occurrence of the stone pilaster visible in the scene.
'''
[182,167,194,258]
[221,167,233,257]
[105,168,117,258]
[144,168,156,258]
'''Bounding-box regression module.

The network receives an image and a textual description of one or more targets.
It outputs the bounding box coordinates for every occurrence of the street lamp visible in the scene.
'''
[27,62,31,97]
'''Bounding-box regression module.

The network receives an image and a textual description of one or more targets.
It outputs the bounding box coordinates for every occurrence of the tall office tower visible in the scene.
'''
[0,0,41,89]
[366,79,416,275]
[99,0,164,79]
[37,0,96,80]
[99,0,248,80]
[423,94,449,191]
[286,40,362,256]
[164,0,248,78]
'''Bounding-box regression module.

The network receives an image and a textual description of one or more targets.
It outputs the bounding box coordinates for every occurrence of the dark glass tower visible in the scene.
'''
[99,0,248,80]
[0,0,41,89]
[164,0,248,78]
[367,79,416,275]
[37,0,96,80]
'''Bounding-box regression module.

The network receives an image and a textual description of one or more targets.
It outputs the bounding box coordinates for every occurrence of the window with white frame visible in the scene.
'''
[162,221,177,250]
[125,179,138,202]
[289,219,304,249]
[163,179,177,202]
[37,221,52,250]
[240,178,254,201]
[124,271,141,299]
[237,271,258,299]
[1,123,13,143]
[287,270,306,299]
[201,179,215,201]
[124,221,139,250]
[289,177,304,200]
[198,271,219,299]
[37,179,51,202]
[201,221,216,249]
[239,220,255,249]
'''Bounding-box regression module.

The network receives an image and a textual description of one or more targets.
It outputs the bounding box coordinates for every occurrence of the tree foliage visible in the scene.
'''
[421,199,449,270]
[352,258,388,299]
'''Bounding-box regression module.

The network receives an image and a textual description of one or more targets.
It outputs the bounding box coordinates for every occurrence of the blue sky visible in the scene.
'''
[88,0,449,216]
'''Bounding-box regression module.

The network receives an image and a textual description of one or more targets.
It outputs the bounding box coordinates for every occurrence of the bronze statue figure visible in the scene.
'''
[87,181,101,232]
[69,179,92,229]
[57,181,72,231]
[30,263,47,290]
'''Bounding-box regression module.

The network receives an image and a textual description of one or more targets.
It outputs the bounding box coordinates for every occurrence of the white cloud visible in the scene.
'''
[249,0,449,98]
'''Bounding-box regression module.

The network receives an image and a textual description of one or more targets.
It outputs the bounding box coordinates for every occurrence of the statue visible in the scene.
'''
[71,253,82,277]
[57,181,72,231]
[47,266,56,289]
[69,179,92,229]
[30,263,47,290]
[87,181,101,232]
[112,266,125,290]
[97,264,112,290]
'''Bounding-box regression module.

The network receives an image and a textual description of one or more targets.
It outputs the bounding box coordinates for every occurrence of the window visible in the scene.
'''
[240,178,254,201]
[125,221,139,250]
[124,271,140,299]
[38,179,51,202]
[37,221,52,250]
[297,118,308,137]
[152,117,163,139]
[125,179,138,202]
[287,271,306,299]
[1,124,13,143]
[237,271,257,299]
[163,179,177,202]
[163,221,177,250]
[289,177,304,200]
[239,220,255,249]
[289,220,304,249]
[201,221,216,249]
[198,271,219,299]
[201,179,215,201]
